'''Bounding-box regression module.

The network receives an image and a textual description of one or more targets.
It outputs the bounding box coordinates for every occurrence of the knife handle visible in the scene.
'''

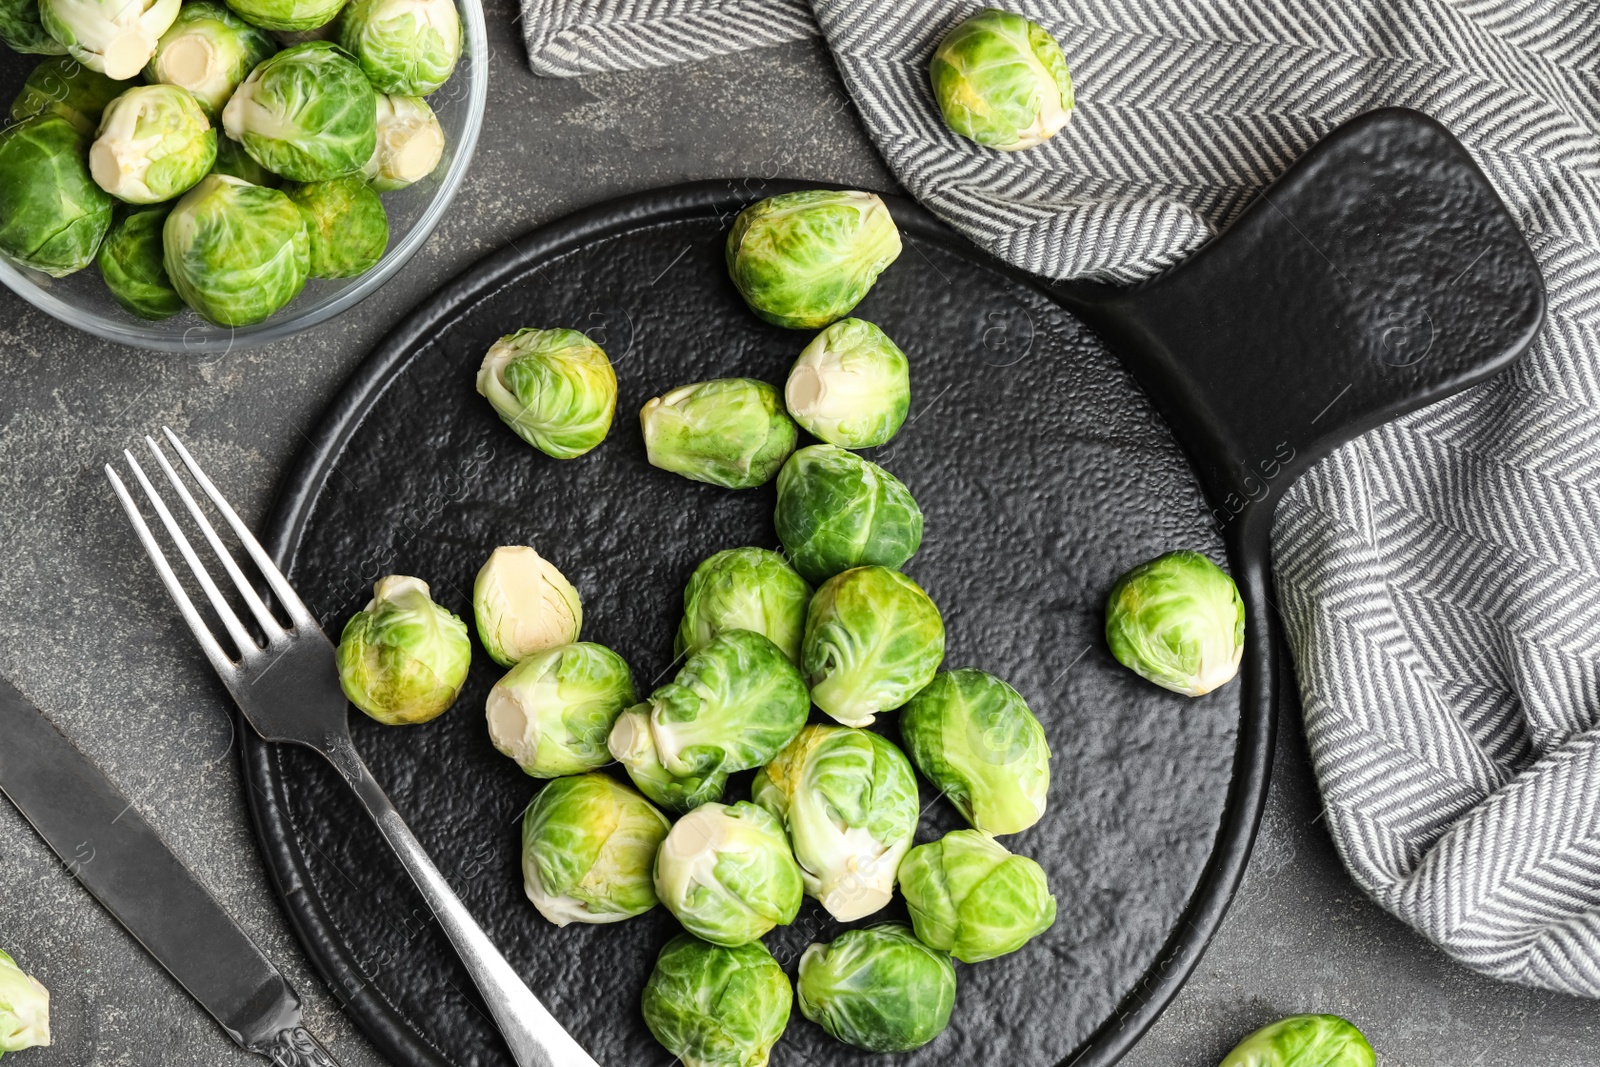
[249,1025,341,1066]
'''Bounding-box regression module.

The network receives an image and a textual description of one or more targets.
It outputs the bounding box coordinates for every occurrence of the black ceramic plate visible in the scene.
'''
[248,110,1542,1067]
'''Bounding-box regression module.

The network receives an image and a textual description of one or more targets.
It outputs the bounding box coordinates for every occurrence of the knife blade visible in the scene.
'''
[0,675,340,1066]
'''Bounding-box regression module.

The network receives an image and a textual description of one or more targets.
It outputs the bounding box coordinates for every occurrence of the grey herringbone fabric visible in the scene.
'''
[523,0,1600,996]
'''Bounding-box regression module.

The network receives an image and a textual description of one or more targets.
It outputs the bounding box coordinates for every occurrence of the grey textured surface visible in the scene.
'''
[0,20,1597,1067]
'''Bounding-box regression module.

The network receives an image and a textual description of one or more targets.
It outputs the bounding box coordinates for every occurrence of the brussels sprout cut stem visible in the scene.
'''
[521,773,670,926]
[39,0,181,79]
[930,8,1075,152]
[802,565,945,728]
[796,924,955,1052]
[145,1,277,116]
[472,545,583,667]
[364,93,444,191]
[90,84,217,205]
[1105,549,1245,696]
[0,949,50,1055]
[476,329,618,460]
[335,575,471,725]
[641,935,792,1067]
[897,830,1056,962]
[1218,1015,1376,1067]
[774,444,923,584]
[641,378,797,489]
[486,642,634,778]
[653,801,803,947]
[675,547,810,666]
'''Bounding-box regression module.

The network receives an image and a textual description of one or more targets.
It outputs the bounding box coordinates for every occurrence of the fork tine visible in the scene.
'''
[161,428,316,628]
[106,465,237,676]
[122,449,260,657]
[143,435,284,639]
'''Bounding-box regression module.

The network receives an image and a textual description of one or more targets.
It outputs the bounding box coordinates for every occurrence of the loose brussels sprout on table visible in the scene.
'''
[9,57,121,133]
[641,378,797,490]
[802,565,944,728]
[221,41,376,181]
[897,830,1056,963]
[899,668,1050,835]
[335,575,471,725]
[472,545,583,667]
[97,205,183,319]
[39,0,180,78]
[338,0,460,95]
[641,934,791,1067]
[286,174,388,277]
[222,0,345,33]
[364,92,444,191]
[0,949,50,1055]
[796,923,956,1053]
[163,173,309,325]
[90,84,217,204]
[0,114,113,278]
[675,547,810,667]
[785,318,911,448]
[774,444,923,585]
[1,0,67,53]
[486,642,634,778]
[476,329,618,460]
[1218,1015,1375,1067]
[930,8,1075,152]
[752,724,919,921]
[726,189,902,329]
[520,772,670,926]
[653,801,803,947]
[1105,549,1245,696]
[145,1,277,115]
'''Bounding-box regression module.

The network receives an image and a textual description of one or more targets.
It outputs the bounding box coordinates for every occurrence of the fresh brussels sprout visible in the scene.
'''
[335,575,471,725]
[0,0,67,54]
[38,0,180,78]
[675,548,810,666]
[897,830,1056,962]
[285,175,387,277]
[472,546,583,667]
[899,668,1049,835]
[930,9,1074,152]
[785,318,911,448]
[1105,549,1245,696]
[210,134,278,185]
[9,57,120,134]
[145,1,276,116]
[163,173,308,325]
[752,724,919,921]
[802,566,944,728]
[796,924,955,1053]
[0,115,113,277]
[222,0,344,32]
[1218,1015,1376,1067]
[653,801,803,947]
[774,444,923,584]
[97,205,183,320]
[726,189,902,329]
[640,378,797,490]
[0,950,50,1055]
[90,84,217,204]
[520,772,670,926]
[362,92,443,191]
[486,642,634,778]
[476,329,618,461]
[609,630,808,795]
[641,935,791,1067]
[338,0,459,95]
[221,42,376,181]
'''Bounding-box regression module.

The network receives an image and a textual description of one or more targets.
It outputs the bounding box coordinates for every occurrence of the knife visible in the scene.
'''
[0,675,341,1066]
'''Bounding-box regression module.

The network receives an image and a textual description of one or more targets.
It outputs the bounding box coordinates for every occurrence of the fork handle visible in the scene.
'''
[335,744,600,1067]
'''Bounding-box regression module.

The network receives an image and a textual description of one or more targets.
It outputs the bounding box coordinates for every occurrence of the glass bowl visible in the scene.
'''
[0,0,488,354]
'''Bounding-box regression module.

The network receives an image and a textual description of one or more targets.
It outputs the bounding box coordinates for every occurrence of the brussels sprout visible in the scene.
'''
[1,0,67,54]
[726,189,902,330]
[471,545,583,667]
[1105,549,1245,696]
[0,115,113,277]
[486,642,633,778]
[90,84,217,204]
[1219,1015,1376,1067]
[640,378,797,490]
[222,0,344,32]
[899,668,1049,835]
[476,329,617,461]
[221,42,375,181]
[752,724,918,921]
[897,830,1056,962]
[98,205,183,320]
[802,566,944,728]
[145,1,275,116]
[641,935,791,1067]
[210,134,279,185]
[930,9,1074,152]
[0,950,50,1055]
[335,575,471,725]
[796,924,955,1052]
[338,0,459,95]
[285,175,387,277]
[675,547,809,667]
[774,444,923,585]
[163,173,308,325]
[38,0,179,78]
[361,92,443,191]
[9,57,120,134]
[609,630,808,790]
[653,801,804,947]
[611,731,730,814]
[520,772,670,926]
[785,318,910,448]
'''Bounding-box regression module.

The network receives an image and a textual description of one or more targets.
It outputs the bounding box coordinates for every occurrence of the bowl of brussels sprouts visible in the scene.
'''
[0,0,486,352]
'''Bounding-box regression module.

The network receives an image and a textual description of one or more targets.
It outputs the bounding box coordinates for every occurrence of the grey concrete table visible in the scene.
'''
[1,11,1597,1066]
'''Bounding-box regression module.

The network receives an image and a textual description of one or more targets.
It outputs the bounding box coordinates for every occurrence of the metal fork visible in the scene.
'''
[107,428,598,1067]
